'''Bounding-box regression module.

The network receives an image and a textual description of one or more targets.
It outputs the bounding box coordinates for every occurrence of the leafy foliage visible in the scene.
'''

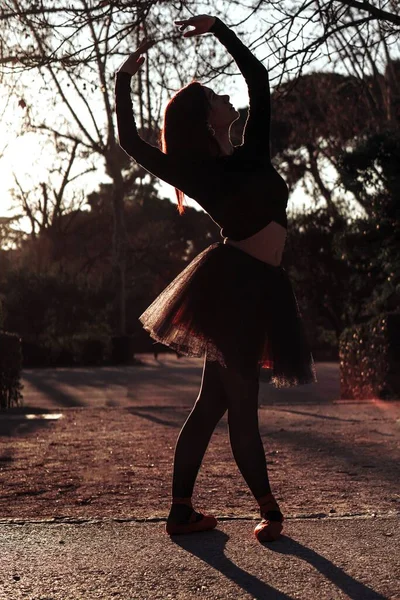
[336,129,400,317]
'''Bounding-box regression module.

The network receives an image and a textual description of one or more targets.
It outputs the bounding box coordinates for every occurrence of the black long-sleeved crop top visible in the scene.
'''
[115,16,289,241]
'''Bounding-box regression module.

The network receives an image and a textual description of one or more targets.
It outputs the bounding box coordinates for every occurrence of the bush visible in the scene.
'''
[80,338,108,365]
[22,339,53,367]
[111,335,135,364]
[52,335,111,366]
[339,312,400,400]
[21,335,111,367]
[0,332,23,410]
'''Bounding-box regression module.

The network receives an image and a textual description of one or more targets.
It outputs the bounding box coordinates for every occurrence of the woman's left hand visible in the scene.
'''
[117,39,156,76]
[174,15,216,37]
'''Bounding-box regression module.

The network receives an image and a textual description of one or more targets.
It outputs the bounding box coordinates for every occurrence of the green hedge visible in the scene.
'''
[0,332,23,410]
[339,312,400,400]
[22,335,112,367]
[54,335,111,366]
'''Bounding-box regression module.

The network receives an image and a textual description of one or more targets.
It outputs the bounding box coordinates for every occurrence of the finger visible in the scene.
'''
[175,21,189,29]
[131,57,145,71]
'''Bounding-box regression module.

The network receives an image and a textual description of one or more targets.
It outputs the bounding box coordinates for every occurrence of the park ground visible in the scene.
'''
[0,354,399,599]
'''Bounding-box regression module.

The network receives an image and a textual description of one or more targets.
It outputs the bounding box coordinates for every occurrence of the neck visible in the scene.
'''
[214,126,234,156]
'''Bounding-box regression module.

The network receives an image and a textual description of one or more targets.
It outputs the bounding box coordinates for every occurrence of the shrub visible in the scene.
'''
[0,332,23,410]
[339,312,400,400]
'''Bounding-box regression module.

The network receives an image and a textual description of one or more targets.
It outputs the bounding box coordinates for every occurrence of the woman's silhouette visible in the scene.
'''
[115,14,317,543]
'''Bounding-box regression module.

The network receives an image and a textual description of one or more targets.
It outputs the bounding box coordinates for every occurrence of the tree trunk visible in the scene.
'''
[107,147,128,336]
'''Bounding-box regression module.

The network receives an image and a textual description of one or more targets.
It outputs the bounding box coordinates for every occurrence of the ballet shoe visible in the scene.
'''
[166,499,217,535]
[254,493,284,543]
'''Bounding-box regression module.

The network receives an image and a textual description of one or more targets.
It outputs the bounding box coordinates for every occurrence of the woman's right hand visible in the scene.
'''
[174,15,216,37]
[117,39,156,76]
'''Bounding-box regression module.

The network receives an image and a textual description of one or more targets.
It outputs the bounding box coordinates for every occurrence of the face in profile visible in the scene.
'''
[203,86,240,129]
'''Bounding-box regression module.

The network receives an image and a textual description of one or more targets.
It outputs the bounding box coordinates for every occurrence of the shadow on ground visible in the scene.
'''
[172,530,387,600]
[172,529,294,600]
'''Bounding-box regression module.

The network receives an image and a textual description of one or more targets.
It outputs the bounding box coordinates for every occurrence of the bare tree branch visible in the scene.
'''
[339,0,400,26]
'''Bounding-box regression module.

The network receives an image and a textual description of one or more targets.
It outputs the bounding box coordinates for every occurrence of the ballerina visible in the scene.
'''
[115,14,317,542]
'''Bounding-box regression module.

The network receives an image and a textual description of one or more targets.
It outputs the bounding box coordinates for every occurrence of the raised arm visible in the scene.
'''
[115,44,199,194]
[209,17,271,160]
[115,71,173,182]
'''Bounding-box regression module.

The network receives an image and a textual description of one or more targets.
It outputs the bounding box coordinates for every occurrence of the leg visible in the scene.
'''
[166,352,227,534]
[171,352,228,499]
[218,362,283,542]
[218,364,272,499]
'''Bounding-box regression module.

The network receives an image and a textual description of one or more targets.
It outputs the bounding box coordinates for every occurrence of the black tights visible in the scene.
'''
[171,352,272,501]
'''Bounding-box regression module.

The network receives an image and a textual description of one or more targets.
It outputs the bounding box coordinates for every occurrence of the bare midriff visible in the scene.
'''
[223,220,287,266]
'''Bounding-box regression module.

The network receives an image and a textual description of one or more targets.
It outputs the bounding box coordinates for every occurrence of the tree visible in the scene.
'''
[10,138,93,240]
[269,60,400,219]
[256,0,399,79]
[1,177,221,351]
[0,0,234,336]
[0,216,25,250]
[336,129,400,318]
[283,207,350,356]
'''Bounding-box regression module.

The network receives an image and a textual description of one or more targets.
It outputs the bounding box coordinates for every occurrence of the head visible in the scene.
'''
[202,85,239,134]
[160,81,239,215]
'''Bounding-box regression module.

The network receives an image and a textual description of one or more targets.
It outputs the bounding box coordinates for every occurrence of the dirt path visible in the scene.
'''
[1,356,399,522]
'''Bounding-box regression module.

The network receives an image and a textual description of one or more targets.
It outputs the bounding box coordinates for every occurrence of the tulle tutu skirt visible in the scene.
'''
[139,242,317,388]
